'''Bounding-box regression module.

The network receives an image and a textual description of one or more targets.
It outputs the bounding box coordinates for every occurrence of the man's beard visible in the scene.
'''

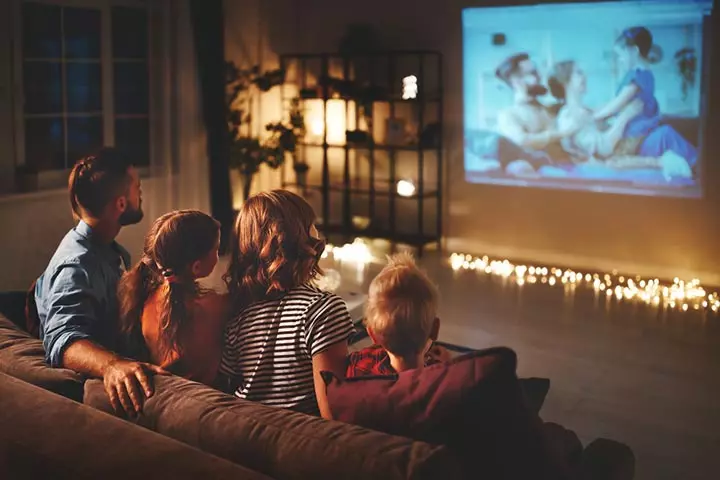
[119,203,144,226]
[527,84,548,97]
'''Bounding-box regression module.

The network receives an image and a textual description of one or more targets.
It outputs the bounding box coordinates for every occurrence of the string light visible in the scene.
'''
[450,253,720,314]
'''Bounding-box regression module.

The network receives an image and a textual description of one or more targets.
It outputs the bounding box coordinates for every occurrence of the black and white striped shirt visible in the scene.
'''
[220,283,355,415]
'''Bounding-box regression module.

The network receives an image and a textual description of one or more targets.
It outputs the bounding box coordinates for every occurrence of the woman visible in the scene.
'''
[118,210,226,386]
[548,60,693,180]
[220,190,354,418]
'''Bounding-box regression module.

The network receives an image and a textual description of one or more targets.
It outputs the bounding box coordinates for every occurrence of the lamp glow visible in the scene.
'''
[325,238,374,265]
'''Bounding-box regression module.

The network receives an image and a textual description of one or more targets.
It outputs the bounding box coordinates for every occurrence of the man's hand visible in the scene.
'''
[103,358,169,416]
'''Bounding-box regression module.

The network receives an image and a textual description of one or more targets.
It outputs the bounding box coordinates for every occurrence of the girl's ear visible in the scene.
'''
[191,259,202,278]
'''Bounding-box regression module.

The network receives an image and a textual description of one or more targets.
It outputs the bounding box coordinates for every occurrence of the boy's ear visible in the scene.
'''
[430,317,440,341]
[366,326,379,345]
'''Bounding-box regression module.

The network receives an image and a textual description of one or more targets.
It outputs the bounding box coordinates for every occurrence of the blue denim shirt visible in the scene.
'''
[35,221,131,367]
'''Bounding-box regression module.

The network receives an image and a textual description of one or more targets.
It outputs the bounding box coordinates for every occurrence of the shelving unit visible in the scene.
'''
[279,51,443,254]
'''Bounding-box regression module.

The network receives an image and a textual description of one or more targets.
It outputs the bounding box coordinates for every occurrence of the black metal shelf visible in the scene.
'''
[279,50,443,254]
[298,141,439,152]
[282,182,439,200]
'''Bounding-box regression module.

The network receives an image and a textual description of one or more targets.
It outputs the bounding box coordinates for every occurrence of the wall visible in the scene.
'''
[224,0,720,284]
[224,0,297,207]
[0,176,181,291]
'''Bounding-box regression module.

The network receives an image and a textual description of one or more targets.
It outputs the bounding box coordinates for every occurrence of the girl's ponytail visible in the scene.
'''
[118,256,160,359]
[156,268,196,360]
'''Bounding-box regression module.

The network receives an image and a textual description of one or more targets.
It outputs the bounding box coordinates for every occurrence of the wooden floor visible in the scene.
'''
[213,250,720,480]
[324,251,720,480]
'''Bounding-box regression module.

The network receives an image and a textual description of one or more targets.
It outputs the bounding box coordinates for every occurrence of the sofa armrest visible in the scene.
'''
[0,314,84,401]
[0,372,270,480]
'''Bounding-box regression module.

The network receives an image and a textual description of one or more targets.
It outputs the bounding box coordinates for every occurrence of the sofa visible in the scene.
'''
[0,292,461,479]
[0,291,634,479]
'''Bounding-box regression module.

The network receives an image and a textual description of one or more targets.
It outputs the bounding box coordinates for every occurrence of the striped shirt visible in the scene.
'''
[220,283,355,415]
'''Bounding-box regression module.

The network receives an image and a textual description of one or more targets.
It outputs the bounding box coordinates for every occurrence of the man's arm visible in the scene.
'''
[43,264,166,415]
[498,109,564,150]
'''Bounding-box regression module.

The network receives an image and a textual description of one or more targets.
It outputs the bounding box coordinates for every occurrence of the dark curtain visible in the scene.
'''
[189,0,234,252]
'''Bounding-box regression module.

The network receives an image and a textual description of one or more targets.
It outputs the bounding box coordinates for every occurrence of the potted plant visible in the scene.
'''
[265,97,310,192]
[15,164,39,193]
[226,61,287,200]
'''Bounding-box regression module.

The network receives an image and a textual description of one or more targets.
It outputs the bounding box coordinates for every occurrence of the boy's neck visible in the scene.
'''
[388,351,425,373]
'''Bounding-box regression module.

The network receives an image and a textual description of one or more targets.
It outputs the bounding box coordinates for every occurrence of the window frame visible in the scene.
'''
[9,0,164,189]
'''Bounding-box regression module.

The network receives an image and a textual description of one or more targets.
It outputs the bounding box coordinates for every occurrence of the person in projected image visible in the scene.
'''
[494,53,576,176]
[548,59,694,181]
[579,26,696,173]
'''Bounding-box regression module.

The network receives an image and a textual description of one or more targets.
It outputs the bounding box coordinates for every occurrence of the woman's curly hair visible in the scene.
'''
[223,190,324,312]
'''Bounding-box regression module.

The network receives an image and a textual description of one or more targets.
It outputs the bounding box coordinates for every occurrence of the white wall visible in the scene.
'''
[0,176,185,291]
[224,0,720,284]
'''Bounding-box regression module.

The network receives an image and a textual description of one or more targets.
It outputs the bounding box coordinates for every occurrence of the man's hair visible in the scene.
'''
[364,253,439,357]
[68,147,133,218]
[496,52,530,86]
[223,189,324,312]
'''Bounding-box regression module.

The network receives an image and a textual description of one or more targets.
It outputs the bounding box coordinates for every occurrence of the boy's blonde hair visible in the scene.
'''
[364,253,439,356]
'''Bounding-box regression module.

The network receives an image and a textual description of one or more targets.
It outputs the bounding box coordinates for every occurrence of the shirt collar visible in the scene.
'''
[74,219,95,240]
[74,220,131,270]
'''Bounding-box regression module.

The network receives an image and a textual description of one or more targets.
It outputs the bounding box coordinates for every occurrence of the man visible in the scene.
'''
[35,147,165,416]
[495,53,571,154]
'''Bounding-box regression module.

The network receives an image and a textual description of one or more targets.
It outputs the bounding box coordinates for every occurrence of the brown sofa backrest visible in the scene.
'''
[85,375,462,480]
[0,313,84,401]
[0,372,270,480]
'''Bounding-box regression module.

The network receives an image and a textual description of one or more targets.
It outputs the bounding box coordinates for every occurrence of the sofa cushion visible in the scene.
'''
[84,375,461,479]
[324,347,570,479]
[0,313,84,401]
[0,372,270,480]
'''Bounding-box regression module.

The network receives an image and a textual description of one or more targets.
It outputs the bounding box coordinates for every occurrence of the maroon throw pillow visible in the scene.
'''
[323,347,571,480]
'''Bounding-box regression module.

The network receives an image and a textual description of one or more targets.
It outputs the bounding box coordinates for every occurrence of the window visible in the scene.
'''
[17,0,150,173]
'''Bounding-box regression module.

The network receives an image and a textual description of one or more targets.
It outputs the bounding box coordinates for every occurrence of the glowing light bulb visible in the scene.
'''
[396,179,416,197]
[402,75,418,100]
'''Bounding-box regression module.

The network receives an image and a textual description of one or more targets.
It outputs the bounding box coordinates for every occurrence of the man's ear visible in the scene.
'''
[429,317,440,342]
[366,326,379,345]
[116,195,127,213]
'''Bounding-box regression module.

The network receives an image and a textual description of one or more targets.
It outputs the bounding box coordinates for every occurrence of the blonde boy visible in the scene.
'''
[346,253,450,377]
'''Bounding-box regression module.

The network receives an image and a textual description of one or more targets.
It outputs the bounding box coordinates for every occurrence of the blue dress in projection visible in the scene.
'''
[618,68,698,167]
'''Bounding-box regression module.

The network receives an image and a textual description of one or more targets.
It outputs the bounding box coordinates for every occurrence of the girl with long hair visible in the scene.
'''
[220,190,354,419]
[118,210,225,386]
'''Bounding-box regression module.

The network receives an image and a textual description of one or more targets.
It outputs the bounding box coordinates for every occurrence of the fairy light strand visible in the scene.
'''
[449,253,720,314]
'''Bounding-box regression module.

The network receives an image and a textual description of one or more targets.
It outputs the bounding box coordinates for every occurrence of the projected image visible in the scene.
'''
[462,0,712,197]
